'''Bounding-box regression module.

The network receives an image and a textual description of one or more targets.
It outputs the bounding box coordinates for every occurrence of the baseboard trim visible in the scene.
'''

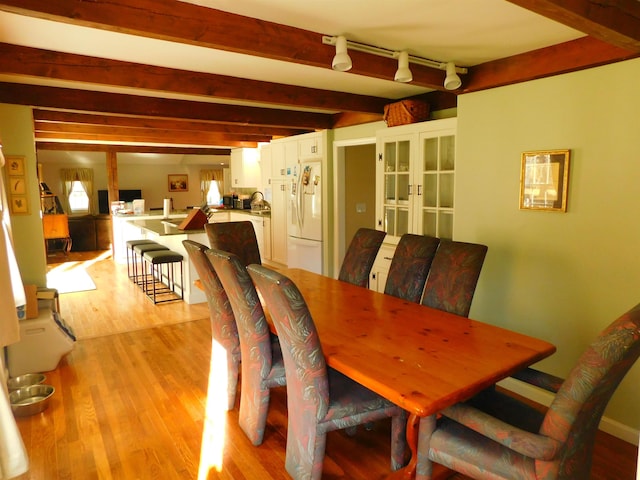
[498,377,640,446]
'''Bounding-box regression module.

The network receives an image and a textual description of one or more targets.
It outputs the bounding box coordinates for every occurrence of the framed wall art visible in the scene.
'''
[168,174,188,192]
[519,149,570,212]
[6,156,30,215]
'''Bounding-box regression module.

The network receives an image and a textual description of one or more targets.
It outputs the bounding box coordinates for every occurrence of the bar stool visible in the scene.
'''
[126,239,158,280]
[132,242,169,286]
[142,250,184,304]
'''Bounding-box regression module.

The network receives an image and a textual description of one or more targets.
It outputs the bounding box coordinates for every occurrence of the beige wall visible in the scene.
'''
[344,144,376,246]
[0,104,47,286]
[455,58,640,433]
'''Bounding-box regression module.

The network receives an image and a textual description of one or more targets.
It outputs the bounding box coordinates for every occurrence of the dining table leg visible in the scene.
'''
[386,414,451,480]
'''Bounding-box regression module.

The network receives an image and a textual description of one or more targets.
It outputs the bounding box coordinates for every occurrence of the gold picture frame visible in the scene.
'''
[10,195,29,214]
[168,174,188,192]
[6,155,25,176]
[519,149,570,212]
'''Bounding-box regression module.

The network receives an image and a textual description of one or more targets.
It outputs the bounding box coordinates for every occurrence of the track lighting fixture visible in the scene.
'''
[394,51,412,83]
[322,35,468,89]
[444,62,462,90]
[331,35,352,72]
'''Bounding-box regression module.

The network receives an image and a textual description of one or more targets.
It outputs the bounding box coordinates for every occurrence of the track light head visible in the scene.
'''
[444,62,462,90]
[332,35,352,72]
[394,51,413,83]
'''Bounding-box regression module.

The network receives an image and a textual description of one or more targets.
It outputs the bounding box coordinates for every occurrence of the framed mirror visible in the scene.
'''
[519,149,570,212]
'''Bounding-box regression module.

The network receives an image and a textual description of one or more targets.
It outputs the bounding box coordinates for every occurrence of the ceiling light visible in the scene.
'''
[331,35,352,72]
[322,35,468,88]
[444,62,462,90]
[394,51,412,83]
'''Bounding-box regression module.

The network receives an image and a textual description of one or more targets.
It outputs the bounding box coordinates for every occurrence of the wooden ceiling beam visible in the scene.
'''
[0,0,448,90]
[463,36,638,92]
[0,43,388,114]
[32,109,308,137]
[0,82,334,130]
[506,0,640,52]
[36,142,232,155]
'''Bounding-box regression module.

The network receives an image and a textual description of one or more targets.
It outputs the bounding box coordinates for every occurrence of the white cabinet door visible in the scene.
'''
[262,216,272,261]
[369,243,396,292]
[230,148,260,188]
[259,144,272,189]
[298,132,322,159]
[270,180,288,265]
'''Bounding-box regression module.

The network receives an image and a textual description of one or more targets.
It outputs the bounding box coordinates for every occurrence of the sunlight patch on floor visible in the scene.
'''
[198,340,229,479]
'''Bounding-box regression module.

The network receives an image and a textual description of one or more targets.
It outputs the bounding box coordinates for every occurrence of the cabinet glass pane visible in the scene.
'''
[423,137,438,171]
[423,173,437,207]
[384,174,396,202]
[439,173,454,208]
[398,140,411,173]
[440,135,455,170]
[422,211,437,237]
[398,173,410,203]
[397,208,409,236]
[384,207,395,234]
[384,142,397,172]
[438,211,454,240]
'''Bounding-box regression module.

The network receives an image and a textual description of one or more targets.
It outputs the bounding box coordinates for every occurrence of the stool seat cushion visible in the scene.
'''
[134,243,169,254]
[143,250,184,264]
[126,239,157,247]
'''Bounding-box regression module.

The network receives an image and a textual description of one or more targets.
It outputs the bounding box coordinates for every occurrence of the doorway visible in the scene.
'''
[333,138,377,275]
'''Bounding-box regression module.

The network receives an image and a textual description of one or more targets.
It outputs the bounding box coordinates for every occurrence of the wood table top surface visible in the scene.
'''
[279,268,556,417]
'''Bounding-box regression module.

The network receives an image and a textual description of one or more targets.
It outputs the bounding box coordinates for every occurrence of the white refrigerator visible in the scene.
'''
[287,159,322,274]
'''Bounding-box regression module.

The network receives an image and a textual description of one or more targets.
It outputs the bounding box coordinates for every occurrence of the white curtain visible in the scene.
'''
[60,168,94,214]
[0,149,29,478]
[200,169,223,204]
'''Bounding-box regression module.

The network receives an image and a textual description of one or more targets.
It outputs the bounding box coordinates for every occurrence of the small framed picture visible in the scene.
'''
[10,195,29,214]
[168,174,189,192]
[9,176,26,195]
[7,156,25,176]
[519,149,570,212]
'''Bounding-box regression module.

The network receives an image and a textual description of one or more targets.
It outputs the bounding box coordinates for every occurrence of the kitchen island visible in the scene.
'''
[113,209,271,304]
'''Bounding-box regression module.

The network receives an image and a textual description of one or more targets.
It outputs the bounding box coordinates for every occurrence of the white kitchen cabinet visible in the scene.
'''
[259,144,272,189]
[262,216,272,261]
[369,243,397,293]
[298,131,323,159]
[269,138,297,266]
[376,118,457,241]
[229,212,266,263]
[230,147,260,188]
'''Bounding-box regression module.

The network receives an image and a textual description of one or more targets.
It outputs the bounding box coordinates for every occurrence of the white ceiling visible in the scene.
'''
[0,0,584,104]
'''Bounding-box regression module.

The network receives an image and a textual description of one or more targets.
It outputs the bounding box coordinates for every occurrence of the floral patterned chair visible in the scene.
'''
[206,248,286,446]
[338,228,386,288]
[384,234,440,303]
[415,302,640,480]
[182,240,240,411]
[205,221,261,267]
[420,239,488,317]
[247,264,408,480]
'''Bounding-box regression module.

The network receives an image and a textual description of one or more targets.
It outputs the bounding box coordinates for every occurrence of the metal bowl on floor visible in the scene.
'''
[9,384,55,417]
[7,373,46,392]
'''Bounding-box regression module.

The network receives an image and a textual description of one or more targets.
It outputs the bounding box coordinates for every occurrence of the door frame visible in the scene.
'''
[332,137,376,277]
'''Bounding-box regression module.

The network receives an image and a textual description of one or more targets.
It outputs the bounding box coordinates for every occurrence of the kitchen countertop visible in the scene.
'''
[129,218,204,236]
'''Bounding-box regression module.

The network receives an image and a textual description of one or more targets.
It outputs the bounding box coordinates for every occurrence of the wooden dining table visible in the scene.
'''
[277,268,557,479]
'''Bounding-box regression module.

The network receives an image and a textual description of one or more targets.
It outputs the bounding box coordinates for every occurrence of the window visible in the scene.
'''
[68,180,89,213]
[206,180,222,206]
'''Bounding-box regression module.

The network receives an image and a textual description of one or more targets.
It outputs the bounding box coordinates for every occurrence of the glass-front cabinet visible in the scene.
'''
[376,117,457,242]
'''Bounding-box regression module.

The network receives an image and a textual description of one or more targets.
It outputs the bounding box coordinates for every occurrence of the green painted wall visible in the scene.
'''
[455,58,640,430]
[0,104,47,286]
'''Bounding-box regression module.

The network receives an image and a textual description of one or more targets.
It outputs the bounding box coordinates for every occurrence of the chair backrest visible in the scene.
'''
[384,234,440,303]
[182,240,239,354]
[205,221,261,267]
[206,248,274,378]
[338,228,386,287]
[247,264,330,420]
[421,239,487,317]
[537,303,640,479]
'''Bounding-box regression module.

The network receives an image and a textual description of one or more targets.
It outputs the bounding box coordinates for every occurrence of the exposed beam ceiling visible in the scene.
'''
[0,0,638,155]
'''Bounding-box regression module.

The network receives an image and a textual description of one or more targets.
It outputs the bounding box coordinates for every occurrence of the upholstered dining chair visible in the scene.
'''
[205,221,261,267]
[206,248,286,446]
[420,239,488,317]
[338,228,386,288]
[384,234,440,303]
[182,240,240,411]
[415,302,640,480]
[247,264,408,480]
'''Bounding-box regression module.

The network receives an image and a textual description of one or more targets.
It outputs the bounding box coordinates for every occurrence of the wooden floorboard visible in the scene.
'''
[11,251,638,479]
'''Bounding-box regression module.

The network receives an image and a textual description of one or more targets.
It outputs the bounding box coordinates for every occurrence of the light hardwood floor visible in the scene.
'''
[11,251,638,479]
